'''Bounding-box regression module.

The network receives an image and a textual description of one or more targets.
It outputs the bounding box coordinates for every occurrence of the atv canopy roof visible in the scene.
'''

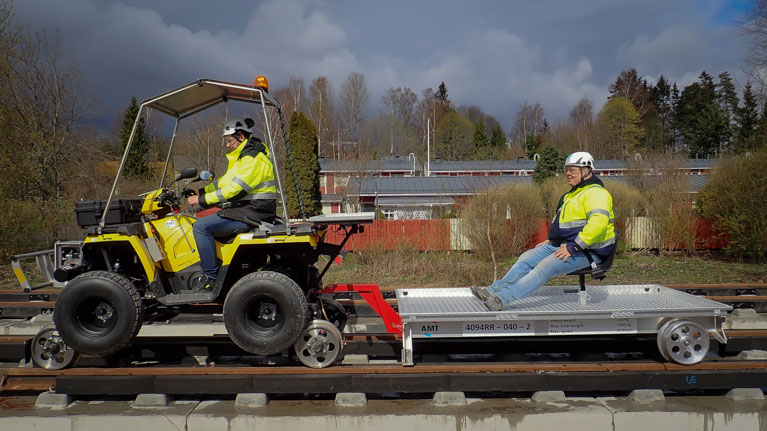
[142,79,279,119]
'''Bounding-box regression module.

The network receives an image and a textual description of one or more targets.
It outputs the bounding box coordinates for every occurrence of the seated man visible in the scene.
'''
[472,152,616,310]
[186,117,277,289]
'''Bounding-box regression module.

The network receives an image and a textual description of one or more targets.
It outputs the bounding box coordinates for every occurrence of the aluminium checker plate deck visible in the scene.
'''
[395,285,732,366]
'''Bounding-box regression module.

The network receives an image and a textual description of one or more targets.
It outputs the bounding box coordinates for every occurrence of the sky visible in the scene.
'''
[14,0,753,133]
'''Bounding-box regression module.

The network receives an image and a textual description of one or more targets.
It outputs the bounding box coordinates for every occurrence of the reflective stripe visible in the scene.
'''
[590,237,616,249]
[559,220,587,229]
[215,189,225,203]
[211,179,219,189]
[253,180,276,190]
[241,192,277,200]
[586,208,610,218]
[575,236,588,249]
[232,176,252,193]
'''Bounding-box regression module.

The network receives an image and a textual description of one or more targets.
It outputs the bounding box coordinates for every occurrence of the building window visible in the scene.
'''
[381,209,395,220]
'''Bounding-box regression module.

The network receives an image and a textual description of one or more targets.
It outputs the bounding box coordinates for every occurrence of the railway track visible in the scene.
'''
[3,359,767,395]
[1,283,766,397]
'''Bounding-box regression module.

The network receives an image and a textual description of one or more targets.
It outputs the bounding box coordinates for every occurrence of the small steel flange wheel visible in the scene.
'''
[294,319,344,368]
[32,324,81,370]
[657,319,710,365]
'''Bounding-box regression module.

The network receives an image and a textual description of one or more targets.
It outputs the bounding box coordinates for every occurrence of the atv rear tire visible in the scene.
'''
[54,271,143,356]
[224,271,308,356]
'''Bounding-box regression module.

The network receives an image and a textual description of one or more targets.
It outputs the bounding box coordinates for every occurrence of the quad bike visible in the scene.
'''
[35,77,372,369]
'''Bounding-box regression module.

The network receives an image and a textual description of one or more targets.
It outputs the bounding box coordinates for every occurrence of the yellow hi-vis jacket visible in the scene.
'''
[548,176,616,258]
[198,137,277,225]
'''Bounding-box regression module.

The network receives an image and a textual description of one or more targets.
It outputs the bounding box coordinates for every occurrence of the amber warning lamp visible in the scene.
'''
[253,75,269,92]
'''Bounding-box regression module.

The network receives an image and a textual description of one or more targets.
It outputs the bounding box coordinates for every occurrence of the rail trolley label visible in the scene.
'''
[548,318,637,335]
[462,321,535,335]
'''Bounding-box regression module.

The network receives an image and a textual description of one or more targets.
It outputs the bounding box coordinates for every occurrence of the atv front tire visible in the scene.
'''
[54,271,143,356]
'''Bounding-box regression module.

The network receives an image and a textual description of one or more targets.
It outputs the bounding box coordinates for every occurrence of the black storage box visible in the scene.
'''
[75,199,143,228]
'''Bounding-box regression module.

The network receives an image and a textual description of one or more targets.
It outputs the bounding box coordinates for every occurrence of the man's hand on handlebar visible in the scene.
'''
[186,194,199,207]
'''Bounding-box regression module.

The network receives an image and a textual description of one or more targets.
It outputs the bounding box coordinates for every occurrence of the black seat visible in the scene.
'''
[567,243,617,292]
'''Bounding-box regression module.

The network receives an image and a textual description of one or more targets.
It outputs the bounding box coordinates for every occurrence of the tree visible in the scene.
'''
[285,111,322,218]
[675,71,728,157]
[382,87,398,155]
[716,71,739,153]
[743,1,767,90]
[568,97,593,151]
[340,72,369,154]
[436,81,449,104]
[434,111,473,160]
[120,95,150,178]
[472,119,488,148]
[532,146,565,184]
[736,81,760,153]
[648,75,676,153]
[0,1,92,257]
[596,97,644,157]
[509,101,545,147]
[288,75,305,113]
[308,76,333,157]
[608,68,653,118]
[489,124,506,149]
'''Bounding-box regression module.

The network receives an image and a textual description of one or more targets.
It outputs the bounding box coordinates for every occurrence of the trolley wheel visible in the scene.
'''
[322,298,348,332]
[224,271,308,356]
[31,324,81,370]
[294,319,344,368]
[54,271,143,356]
[656,318,710,365]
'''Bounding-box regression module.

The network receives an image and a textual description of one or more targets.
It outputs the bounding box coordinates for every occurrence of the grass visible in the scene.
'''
[319,250,767,288]
[2,250,765,291]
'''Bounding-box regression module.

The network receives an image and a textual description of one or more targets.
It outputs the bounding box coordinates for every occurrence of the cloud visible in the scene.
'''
[12,0,749,132]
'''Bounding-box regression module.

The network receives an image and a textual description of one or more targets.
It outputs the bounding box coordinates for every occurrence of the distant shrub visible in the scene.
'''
[698,149,767,259]
[460,183,544,279]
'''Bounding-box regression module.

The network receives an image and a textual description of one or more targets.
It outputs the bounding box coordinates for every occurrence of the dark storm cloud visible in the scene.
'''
[17,0,748,131]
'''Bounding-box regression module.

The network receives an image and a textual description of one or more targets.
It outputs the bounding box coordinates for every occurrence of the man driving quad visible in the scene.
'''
[186,117,277,289]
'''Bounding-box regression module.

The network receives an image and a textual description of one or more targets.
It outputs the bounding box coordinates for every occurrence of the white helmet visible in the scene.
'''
[222,117,255,137]
[564,152,595,170]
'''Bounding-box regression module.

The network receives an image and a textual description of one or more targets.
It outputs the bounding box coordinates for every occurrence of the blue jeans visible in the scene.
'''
[192,213,251,279]
[487,243,600,306]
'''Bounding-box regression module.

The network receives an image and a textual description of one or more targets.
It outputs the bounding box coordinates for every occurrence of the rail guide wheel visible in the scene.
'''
[656,318,710,365]
[294,319,344,368]
[31,324,81,370]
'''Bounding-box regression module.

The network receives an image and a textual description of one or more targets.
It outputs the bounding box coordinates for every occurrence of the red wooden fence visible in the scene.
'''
[322,218,727,252]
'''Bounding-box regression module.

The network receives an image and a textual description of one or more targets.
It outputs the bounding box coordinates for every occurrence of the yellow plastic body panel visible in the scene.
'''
[83,234,157,283]
[141,189,164,214]
[147,215,200,272]
[218,232,320,265]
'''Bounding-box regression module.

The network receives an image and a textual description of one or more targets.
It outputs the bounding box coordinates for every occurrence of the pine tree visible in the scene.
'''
[472,119,488,153]
[675,72,728,157]
[736,81,760,153]
[489,124,506,148]
[435,82,449,104]
[285,111,322,218]
[716,71,739,153]
[120,95,150,178]
[533,146,565,184]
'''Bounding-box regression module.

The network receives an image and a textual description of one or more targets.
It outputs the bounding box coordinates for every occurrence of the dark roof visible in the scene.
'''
[346,174,705,196]
[319,157,420,173]
[320,158,720,173]
[347,176,532,196]
[427,159,536,172]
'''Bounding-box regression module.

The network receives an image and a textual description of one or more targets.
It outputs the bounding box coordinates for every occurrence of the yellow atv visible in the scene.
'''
[50,78,372,368]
